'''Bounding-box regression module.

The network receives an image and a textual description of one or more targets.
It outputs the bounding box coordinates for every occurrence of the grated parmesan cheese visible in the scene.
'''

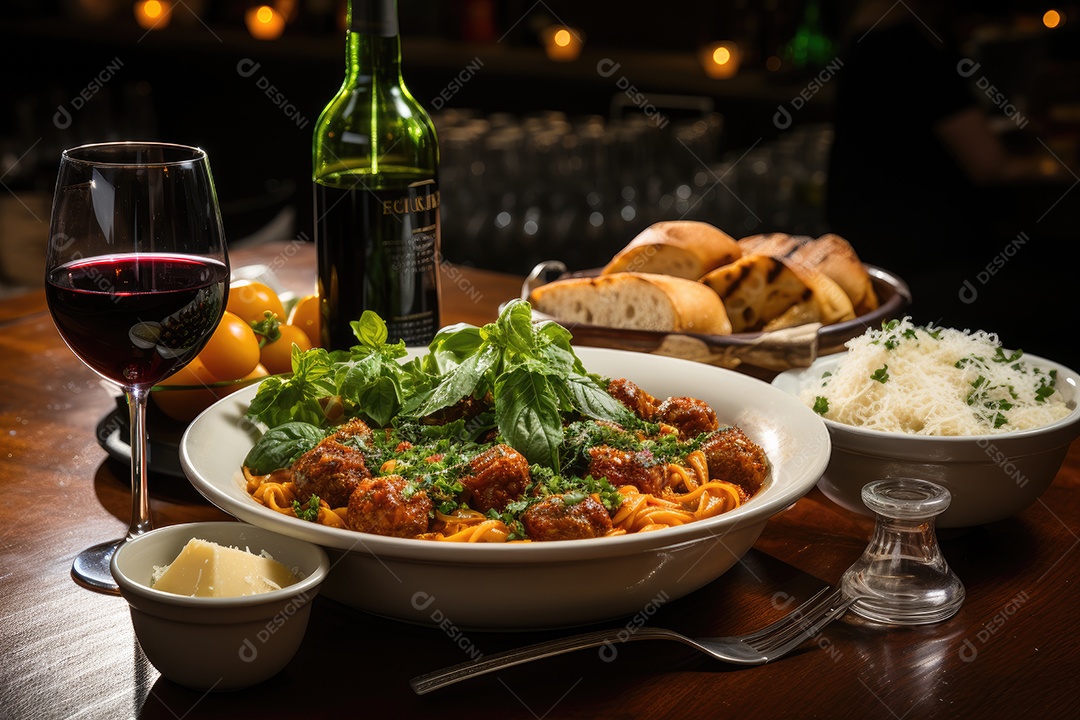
[800,318,1073,435]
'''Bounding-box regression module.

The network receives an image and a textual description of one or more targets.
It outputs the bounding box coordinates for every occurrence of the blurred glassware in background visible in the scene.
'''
[434,108,834,274]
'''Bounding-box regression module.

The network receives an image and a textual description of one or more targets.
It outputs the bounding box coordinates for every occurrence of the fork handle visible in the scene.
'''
[410,627,671,695]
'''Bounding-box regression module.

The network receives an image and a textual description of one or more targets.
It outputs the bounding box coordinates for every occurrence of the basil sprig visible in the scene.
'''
[246,300,633,471]
[246,310,409,429]
[405,299,633,468]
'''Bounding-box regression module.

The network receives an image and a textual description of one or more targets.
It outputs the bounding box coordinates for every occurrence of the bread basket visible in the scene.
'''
[520,260,911,379]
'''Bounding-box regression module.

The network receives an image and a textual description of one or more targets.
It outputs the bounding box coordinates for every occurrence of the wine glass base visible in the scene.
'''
[71,538,124,595]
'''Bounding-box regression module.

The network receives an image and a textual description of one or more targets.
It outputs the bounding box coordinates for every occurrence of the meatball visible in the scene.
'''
[291,439,371,508]
[588,445,667,495]
[700,426,768,496]
[607,378,659,420]
[654,396,718,438]
[459,444,531,513]
[327,417,373,444]
[347,475,432,538]
[522,495,613,541]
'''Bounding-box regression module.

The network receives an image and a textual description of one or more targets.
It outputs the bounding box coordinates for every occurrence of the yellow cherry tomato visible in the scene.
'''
[226,280,286,325]
[243,363,270,382]
[151,357,222,422]
[260,324,312,375]
[287,294,321,347]
[199,311,261,380]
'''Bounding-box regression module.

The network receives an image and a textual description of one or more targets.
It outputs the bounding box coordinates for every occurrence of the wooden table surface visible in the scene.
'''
[1,241,1078,720]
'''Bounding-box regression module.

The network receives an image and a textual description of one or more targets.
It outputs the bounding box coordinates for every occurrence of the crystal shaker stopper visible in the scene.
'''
[840,477,965,624]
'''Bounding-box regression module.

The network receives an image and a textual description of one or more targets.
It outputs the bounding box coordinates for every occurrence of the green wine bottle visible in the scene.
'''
[313,0,441,350]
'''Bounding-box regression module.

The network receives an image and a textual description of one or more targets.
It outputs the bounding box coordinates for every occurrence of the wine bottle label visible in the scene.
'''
[315,177,441,349]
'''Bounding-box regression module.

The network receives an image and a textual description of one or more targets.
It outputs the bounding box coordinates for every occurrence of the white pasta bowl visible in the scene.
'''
[110,521,329,691]
[772,353,1080,528]
[180,347,830,630]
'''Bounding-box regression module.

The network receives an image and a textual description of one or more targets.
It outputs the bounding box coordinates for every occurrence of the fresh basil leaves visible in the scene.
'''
[245,300,634,470]
[243,421,326,475]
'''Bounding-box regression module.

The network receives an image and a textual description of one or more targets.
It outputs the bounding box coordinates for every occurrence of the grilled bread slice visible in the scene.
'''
[736,233,806,258]
[602,221,742,280]
[737,232,879,316]
[792,234,879,315]
[782,259,857,327]
[700,254,855,332]
[529,272,732,335]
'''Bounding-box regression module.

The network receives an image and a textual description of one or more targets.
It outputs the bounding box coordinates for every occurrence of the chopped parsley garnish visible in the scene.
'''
[870,365,889,383]
[812,396,829,415]
[952,347,1056,428]
[1034,370,1058,403]
[293,495,321,522]
[872,319,920,350]
[425,475,467,515]
[486,500,529,541]
[993,347,1024,364]
[528,465,623,513]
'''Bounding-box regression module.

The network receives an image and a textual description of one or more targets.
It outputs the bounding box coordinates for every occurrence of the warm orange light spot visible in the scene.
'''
[1043,9,1063,28]
[245,5,285,39]
[134,0,172,30]
[700,42,741,79]
[543,26,583,61]
[766,55,783,72]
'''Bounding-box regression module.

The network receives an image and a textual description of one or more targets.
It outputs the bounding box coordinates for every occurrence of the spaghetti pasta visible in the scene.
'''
[244,467,348,529]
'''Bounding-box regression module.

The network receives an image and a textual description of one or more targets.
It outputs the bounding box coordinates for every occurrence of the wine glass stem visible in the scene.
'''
[125,386,153,538]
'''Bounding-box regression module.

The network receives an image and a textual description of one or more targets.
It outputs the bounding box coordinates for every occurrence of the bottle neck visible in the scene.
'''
[345,0,402,86]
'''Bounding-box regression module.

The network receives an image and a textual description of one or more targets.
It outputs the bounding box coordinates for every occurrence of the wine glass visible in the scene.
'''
[45,142,228,594]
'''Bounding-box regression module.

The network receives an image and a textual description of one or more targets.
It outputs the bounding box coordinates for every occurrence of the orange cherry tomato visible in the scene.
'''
[243,363,270,382]
[226,280,286,325]
[215,362,271,397]
[260,324,312,375]
[199,311,260,380]
[151,357,222,422]
[287,294,321,347]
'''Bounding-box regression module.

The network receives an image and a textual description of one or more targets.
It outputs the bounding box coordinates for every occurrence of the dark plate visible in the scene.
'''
[520,262,912,378]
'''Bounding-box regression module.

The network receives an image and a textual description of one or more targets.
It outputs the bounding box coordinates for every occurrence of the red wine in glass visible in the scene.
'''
[45,142,229,594]
[46,254,228,388]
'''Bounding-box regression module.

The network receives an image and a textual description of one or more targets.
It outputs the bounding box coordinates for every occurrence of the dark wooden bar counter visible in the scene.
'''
[1,241,1077,720]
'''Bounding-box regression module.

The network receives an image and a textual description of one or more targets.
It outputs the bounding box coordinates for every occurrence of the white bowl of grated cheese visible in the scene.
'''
[772,319,1080,528]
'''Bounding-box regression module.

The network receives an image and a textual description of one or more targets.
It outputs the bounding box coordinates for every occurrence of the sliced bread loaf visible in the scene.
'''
[529,272,732,335]
[602,221,742,280]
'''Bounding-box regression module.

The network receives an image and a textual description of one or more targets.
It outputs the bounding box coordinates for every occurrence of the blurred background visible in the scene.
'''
[1,0,1077,361]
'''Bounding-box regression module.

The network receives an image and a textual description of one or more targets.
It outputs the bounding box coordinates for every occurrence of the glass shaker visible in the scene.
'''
[841,477,965,625]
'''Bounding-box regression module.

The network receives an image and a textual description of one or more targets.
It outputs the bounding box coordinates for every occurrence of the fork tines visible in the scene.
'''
[743,586,852,659]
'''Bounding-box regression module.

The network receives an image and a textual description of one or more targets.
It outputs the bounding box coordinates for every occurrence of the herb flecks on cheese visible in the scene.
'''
[803,318,1072,435]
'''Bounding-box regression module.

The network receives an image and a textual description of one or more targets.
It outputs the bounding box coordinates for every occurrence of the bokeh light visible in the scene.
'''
[700,42,741,79]
[134,0,172,30]
[543,26,583,62]
[245,4,285,40]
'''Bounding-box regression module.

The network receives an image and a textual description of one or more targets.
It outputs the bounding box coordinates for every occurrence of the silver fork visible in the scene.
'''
[410,586,853,694]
